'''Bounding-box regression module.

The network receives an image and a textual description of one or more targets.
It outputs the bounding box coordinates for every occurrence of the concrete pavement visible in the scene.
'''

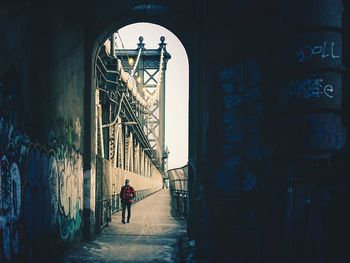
[62,190,186,263]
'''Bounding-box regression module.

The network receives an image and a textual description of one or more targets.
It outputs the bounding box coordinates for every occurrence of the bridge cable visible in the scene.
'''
[116,31,131,65]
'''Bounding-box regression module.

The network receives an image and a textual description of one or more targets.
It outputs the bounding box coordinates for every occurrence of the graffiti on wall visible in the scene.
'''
[49,117,81,149]
[243,171,257,192]
[297,41,340,63]
[55,145,83,240]
[287,114,345,151]
[0,116,29,261]
[22,144,83,242]
[0,115,83,261]
[285,77,334,100]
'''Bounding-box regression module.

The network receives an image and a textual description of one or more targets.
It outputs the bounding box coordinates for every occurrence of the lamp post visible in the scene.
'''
[162,146,170,189]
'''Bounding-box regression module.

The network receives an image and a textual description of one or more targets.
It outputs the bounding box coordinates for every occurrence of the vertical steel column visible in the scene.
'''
[137,36,145,94]
[110,33,116,58]
[159,36,167,165]
[123,125,127,170]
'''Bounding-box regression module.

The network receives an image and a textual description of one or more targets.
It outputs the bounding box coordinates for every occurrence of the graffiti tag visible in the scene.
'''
[286,78,334,100]
[297,42,340,63]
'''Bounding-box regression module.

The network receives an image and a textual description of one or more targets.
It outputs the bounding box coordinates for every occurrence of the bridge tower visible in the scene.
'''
[115,36,171,178]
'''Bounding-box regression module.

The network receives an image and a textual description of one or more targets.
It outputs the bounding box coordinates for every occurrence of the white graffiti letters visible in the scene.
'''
[297,41,340,63]
[323,84,333,99]
[287,78,334,100]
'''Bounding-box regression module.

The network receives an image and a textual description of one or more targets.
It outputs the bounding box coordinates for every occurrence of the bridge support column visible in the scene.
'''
[83,42,97,239]
[274,0,345,261]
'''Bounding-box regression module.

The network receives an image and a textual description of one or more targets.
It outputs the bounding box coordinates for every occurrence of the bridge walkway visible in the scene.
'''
[62,190,186,263]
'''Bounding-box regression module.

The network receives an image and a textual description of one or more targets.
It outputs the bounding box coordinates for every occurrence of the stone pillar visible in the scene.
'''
[83,39,97,239]
[278,0,345,157]
[276,0,345,261]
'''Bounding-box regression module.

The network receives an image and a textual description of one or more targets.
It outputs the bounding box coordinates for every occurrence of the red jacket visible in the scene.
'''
[120,185,136,204]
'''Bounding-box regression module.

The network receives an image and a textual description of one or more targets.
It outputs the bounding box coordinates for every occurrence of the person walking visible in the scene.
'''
[120,179,136,224]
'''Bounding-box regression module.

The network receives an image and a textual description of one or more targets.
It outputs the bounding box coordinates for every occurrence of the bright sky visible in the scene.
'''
[115,23,189,169]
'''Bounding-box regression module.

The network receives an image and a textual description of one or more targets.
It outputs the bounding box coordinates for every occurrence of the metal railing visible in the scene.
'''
[169,183,188,217]
[168,165,189,218]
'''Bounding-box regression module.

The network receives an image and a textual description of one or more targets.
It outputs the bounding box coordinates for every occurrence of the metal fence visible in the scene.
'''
[168,165,188,217]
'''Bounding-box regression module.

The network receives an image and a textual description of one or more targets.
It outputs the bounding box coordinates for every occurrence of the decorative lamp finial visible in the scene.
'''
[138,36,145,49]
[159,36,166,48]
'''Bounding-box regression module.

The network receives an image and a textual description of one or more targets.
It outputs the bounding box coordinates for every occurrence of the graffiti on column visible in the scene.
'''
[243,171,257,192]
[217,65,242,190]
[297,41,340,63]
[283,32,344,152]
[286,77,334,100]
[216,60,263,191]
[288,113,345,151]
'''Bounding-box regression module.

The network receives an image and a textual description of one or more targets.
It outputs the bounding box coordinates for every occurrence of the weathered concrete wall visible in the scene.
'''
[194,0,349,262]
[0,2,86,261]
[198,58,268,261]
[1,1,194,260]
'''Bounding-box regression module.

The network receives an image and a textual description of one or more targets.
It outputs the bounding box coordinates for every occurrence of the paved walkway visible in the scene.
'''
[63,190,186,263]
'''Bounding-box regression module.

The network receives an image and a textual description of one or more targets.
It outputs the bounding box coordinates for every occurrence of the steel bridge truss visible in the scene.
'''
[95,36,170,174]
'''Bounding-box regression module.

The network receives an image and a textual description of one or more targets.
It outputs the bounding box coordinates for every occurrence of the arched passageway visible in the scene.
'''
[90,21,189,234]
[1,0,350,262]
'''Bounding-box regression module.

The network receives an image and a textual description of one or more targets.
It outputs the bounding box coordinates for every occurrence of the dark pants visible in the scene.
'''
[121,202,131,221]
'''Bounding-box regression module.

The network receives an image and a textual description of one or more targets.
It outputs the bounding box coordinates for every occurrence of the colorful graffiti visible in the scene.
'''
[1,68,84,261]
[0,156,21,261]
[49,117,81,148]
[0,117,83,261]
[22,144,83,242]
[0,117,29,261]
[55,145,83,240]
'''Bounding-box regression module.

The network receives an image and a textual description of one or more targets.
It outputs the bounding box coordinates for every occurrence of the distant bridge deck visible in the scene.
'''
[62,190,186,262]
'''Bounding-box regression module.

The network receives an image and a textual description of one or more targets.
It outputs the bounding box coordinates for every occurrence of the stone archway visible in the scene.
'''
[82,2,201,239]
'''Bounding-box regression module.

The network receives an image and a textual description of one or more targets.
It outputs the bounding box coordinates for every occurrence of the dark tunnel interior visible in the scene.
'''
[1,0,350,262]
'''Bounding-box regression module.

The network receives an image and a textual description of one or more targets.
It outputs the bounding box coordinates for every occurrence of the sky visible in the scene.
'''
[114,23,189,169]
